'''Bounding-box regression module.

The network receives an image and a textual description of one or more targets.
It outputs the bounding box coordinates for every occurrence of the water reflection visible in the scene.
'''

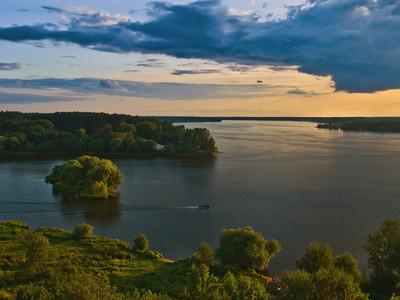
[57,193,121,224]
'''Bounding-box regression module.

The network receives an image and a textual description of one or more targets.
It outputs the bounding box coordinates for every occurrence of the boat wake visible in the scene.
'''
[121,205,199,211]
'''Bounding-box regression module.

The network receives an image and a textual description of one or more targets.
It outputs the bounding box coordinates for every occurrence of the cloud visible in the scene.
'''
[0,78,282,103]
[226,65,251,72]
[0,62,21,71]
[171,69,220,75]
[136,58,166,68]
[99,79,127,90]
[0,91,75,103]
[286,88,317,96]
[0,0,399,92]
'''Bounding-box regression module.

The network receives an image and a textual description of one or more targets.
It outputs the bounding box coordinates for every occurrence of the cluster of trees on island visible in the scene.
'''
[45,156,122,199]
[0,111,217,157]
[317,118,400,133]
[1,219,400,299]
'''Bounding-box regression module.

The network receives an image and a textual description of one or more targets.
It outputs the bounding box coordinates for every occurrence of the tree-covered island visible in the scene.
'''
[317,118,400,133]
[0,111,218,159]
[45,155,122,199]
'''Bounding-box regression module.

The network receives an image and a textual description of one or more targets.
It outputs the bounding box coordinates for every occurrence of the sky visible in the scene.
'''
[0,0,400,117]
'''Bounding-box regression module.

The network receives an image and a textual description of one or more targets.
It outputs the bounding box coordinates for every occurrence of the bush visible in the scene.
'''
[296,242,333,273]
[146,250,164,259]
[216,226,281,270]
[16,283,51,300]
[189,242,214,266]
[74,223,93,239]
[17,230,57,276]
[134,233,149,252]
[46,268,118,300]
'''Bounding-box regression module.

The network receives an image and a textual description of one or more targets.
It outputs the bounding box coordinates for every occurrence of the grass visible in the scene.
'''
[0,221,179,298]
[0,221,273,299]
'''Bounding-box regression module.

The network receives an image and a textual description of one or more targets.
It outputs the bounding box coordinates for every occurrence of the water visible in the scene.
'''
[1,120,400,274]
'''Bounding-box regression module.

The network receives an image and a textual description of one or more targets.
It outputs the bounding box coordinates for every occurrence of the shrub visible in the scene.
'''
[146,250,164,259]
[134,233,149,252]
[17,230,57,276]
[189,242,214,266]
[216,226,281,270]
[16,283,51,300]
[74,223,93,239]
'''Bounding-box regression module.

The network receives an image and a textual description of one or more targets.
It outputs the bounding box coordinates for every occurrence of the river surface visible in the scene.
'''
[1,121,400,274]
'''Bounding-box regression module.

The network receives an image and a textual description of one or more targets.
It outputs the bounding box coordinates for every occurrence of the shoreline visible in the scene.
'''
[0,151,218,163]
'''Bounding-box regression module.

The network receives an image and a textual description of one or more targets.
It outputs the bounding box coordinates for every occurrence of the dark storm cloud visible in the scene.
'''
[0,62,21,71]
[1,0,399,92]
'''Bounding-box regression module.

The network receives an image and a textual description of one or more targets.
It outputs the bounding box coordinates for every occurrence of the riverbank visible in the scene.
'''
[0,221,276,299]
[0,150,218,163]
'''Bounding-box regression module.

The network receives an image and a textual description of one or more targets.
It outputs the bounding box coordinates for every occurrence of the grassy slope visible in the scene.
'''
[0,221,195,298]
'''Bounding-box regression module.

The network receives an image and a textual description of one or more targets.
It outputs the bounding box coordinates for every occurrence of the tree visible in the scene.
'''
[216,226,281,270]
[365,218,400,296]
[45,155,122,199]
[189,242,214,266]
[334,252,362,282]
[279,268,368,300]
[118,122,137,136]
[183,263,219,300]
[109,137,124,152]
[183,265,268,300]
[136,122,157,140]
[281,242,366,300]
[134,233,149,252]
[17,230,57,276]
[296,242,333,273]
[73,223,93,239]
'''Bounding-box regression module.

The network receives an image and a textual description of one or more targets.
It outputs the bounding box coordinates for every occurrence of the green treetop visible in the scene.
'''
[45,155,122,199]
[216,226,281,270]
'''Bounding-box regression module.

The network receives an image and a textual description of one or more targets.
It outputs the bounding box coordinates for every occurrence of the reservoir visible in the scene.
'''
[1,120,400,274]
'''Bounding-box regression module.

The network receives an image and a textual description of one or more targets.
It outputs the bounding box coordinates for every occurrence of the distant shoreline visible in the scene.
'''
[157,116,400,123]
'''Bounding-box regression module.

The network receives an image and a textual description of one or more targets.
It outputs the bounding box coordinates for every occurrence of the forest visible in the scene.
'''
[317,119,400,133]
[0,111,217,158]
[1,219,400,299]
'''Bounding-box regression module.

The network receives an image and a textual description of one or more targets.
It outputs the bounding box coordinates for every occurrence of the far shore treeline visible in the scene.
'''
[317,119,400,133]
[0,111,217,159]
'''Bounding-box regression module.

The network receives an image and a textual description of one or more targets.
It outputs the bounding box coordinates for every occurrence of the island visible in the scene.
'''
[317,118,400,133]
[45,155,122,199]
[0,111,218,160]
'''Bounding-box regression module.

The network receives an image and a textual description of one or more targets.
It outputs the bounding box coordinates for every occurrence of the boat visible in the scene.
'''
[198,204,211,209]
